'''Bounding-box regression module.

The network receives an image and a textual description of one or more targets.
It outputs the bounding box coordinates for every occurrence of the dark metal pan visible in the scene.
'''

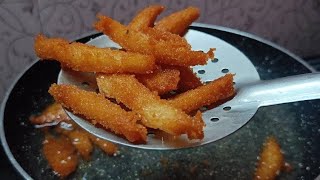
[1,25,319,179]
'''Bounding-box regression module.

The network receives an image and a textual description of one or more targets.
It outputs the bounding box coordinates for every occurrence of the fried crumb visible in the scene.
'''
[254,136,284,180]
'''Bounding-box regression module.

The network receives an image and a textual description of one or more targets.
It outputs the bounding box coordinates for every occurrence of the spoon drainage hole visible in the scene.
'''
[223,106,231,111]
[210,117,220,122]
[198,70,205,74]
[221,68,229,73]
[147,132,155,137]
[211,58,218,63]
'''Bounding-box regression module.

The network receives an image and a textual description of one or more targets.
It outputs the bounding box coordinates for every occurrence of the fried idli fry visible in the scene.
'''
[54,123,93,160]
[43,135,78,177]
[29,102,70,125]
[155,7,200,36]
[175,66,203,92]
[128,6,190,49]
[54,117,117,159]
[141,27,191,48]
[136,68,180,95]
[168,74,235,113]
[48,84,147,143]
[65,130,93,160]
[128,5,165,30]
[163,65,202,92]
[254,136,284,180]
[89,135,118,156]
[35,35,155,74]
[94,15,214,66]
[96,74,204,140]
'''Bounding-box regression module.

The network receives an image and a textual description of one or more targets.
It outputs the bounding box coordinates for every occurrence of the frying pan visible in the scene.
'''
[1,24,319,179]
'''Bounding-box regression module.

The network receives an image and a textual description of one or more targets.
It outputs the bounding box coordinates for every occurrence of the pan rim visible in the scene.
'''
[0,23,314,179]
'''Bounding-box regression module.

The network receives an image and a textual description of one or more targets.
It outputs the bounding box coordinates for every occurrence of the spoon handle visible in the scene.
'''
[236,73,320,107]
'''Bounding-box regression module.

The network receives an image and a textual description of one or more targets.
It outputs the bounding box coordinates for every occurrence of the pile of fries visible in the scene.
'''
[34,5,235,143]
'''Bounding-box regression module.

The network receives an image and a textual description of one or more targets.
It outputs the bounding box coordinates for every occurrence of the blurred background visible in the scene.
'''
[0,0,319,178]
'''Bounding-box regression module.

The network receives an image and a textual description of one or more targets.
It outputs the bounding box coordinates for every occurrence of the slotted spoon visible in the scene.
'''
[58,30,320,150]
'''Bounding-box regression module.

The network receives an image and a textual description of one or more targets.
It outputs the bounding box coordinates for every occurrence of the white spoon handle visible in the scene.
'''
[236,73,320,107]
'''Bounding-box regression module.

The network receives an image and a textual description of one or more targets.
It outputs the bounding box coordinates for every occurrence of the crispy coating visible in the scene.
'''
[155,7,200,36]
[163,65,202,92]
[136,68,180,95]
[33,102,119,159]
[34,102,119,175]
[131,6,201,91]
[128,5,165,30]
[29,102,70,125]
[141,27,191,48]
[254,136,284,180]
[43,135,78,177]
[56,122,117,157]
[48,84,147,143]
[94,15,213,66]
[128,5,190,49]
[168,74,235,113]
[89,135,118,156]
[65,129,93,160]
[34,34,155,74]
[176,66,202,92]
[96,74,204,140]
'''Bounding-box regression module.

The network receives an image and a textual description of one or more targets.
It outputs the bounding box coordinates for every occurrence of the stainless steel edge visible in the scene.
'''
[0,61,37,180]
[192,22,317,73]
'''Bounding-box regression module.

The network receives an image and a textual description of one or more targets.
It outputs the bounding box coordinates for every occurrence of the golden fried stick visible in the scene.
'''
[176,66,203,92]
[35,104,118,159]
[54,118,118,159]
[168,74,235,113]
[89,135,118,156]
[128,5,165,30]
[136,68,180,95]
[94,15,214,66]
[34,35,155,74]
[43,135,78,177]
[162,65,202,92]
[128,6,190,49]
[48,84,147,143]
[96,74,204,140]
[127,6,202,91]
[141,27,191,48]
[254,136,284,180]
[54,124,93,159]
[127,6,203,92]
[155,7,200,36]
[65,130,93,160]
[54,122,94,160]
[29,102,70,125]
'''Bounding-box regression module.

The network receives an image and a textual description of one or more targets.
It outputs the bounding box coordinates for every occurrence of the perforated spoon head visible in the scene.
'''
[58,31,262,150]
